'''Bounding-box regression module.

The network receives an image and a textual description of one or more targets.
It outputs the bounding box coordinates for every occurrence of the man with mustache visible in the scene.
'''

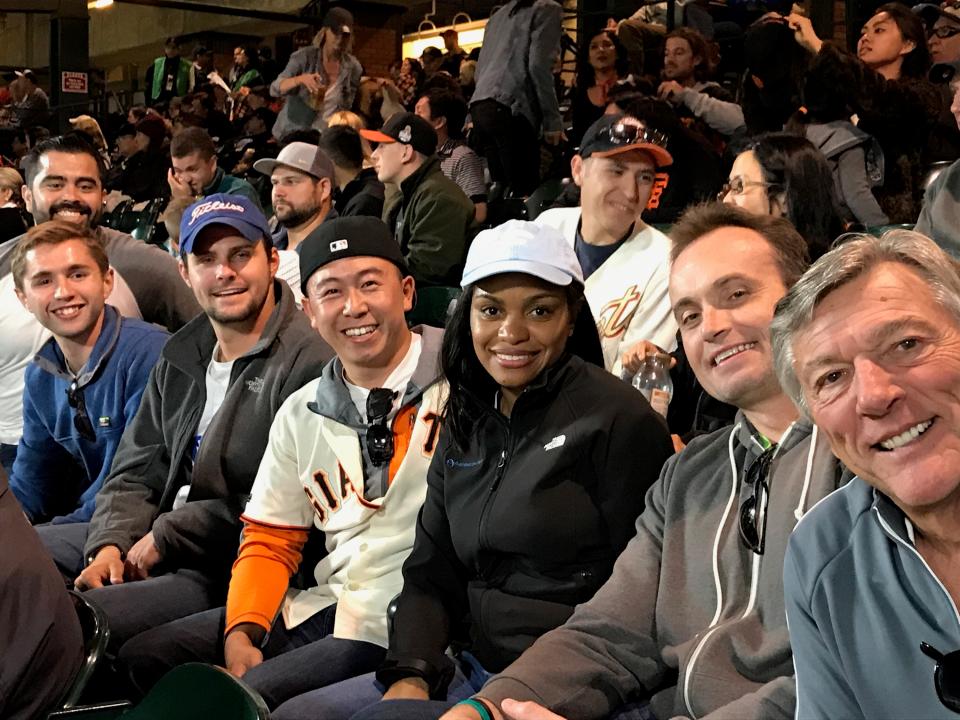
[254,141,337,253]
[0,134,199,479]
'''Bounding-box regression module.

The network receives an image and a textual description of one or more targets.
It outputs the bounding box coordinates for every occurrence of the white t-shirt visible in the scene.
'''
[194,346,236,456]
[343,333,422,423]
[175,346,235,509]
[276,250,304,306]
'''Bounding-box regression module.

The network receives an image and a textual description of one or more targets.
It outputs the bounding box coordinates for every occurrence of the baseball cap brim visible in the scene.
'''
[590,143,673,167]
[461,258,575,289]
[252,157,318,177]
[359,129,396,144]
[181,216,267,254]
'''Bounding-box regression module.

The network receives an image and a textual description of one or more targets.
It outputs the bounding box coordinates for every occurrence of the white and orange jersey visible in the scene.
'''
[535,207,678,374]
[227,328,446,648]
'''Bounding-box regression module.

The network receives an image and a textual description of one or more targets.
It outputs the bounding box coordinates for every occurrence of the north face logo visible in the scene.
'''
[245,376,265,394]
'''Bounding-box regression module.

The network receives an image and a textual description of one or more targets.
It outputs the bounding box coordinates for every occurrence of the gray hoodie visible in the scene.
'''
[916,157,960,258]
[786,477,960,719]
[480,413,845,720]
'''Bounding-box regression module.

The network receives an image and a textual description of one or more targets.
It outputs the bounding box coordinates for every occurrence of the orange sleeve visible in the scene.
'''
[225,518,310,636]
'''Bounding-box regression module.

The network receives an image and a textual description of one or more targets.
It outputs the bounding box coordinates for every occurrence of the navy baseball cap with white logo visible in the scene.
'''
[179,193,272,255]
[299,216,408,294]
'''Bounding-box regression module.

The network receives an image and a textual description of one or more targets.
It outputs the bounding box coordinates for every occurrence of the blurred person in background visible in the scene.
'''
[470,0,564,197]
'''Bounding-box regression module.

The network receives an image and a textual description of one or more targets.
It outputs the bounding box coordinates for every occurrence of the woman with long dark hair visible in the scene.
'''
[570,29,629,146]
[270,220,674,720]
[787,6,941,222]
[722,133,845,259]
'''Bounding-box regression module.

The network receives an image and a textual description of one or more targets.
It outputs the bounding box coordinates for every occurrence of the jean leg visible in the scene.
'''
[244,632,386,709]
[0,442,16,480]
[117,607,225,696]
[34,521,88,580]
[84,567,226,651]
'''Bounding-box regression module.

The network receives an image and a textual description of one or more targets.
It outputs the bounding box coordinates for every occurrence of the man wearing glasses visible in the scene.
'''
[441,203,844,720]
[772,230,960,718]
[534,113,678,376]
[9,220,167,524]
[116,216,444,711]
[36,194,332,655]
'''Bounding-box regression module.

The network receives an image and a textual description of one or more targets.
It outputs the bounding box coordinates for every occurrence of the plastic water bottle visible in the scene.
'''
[632,353,673,418]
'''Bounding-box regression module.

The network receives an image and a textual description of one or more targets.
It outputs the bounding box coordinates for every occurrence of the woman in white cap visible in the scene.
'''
[272,220,673,720]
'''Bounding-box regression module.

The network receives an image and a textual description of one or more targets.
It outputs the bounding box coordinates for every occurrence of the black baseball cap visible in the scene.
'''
[323,7,354,35]
[359,112,438,157]
[299,216,409,294]
[579,113,673,167]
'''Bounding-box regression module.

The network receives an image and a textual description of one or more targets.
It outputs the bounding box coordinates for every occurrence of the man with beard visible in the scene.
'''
[253,141,337,301]
[254,141,336,253]
[0,134,199,479]
[37,194,333,653]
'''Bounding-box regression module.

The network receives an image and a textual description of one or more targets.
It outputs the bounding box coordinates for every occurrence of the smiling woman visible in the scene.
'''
[275,220,675,720]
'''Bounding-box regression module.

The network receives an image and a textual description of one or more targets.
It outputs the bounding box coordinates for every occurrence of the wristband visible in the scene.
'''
[456,699,493,720]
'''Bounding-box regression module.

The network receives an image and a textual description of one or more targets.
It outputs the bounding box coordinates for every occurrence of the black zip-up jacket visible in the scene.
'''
[377,353,674,696]
[85,281,333,573]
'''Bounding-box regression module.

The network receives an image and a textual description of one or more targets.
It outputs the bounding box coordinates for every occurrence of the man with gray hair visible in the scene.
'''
[771,229,960,719]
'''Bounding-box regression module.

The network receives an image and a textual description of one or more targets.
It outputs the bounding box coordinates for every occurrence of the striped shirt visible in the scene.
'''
[438,138,487,202]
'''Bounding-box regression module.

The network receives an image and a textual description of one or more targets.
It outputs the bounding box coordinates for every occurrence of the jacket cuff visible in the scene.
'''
[376,655,456,699]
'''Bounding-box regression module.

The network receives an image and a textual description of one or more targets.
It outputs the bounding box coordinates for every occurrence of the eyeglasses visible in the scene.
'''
[66,380,96,442]
[718,177,774,200]
[365,388,396,466]
[600,117,669,151]
[738,445,777,555]
[932,25,960,40]
[921,642,960,713]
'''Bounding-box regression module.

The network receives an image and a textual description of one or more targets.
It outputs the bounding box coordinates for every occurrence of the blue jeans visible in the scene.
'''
[118,603,385,710]
[0,442,16,480]
[274,651,492,720]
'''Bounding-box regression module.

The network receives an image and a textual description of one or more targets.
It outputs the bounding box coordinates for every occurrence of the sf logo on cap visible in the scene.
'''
[398,125,412,143]
[330,239,349,252]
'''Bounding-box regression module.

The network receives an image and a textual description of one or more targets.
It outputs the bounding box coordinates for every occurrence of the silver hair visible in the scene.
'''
[770,229,960,411]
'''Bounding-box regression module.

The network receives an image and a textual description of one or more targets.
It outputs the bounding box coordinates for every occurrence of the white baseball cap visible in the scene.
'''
[460,220,584,289]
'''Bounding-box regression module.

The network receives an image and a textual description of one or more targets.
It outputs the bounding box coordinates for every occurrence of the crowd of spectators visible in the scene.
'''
[6,0,960,718]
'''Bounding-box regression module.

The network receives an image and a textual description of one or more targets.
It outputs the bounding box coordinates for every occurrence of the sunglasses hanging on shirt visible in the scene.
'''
[365,387,397,466]
[738,445,777,555]
[66,380,97,442]
[921,642,960,713]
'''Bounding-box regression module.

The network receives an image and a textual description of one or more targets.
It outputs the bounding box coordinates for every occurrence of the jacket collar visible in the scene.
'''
[161,279,296,380]
[202,167,226,196]
[33,304,124,387]
[399,155,440,197]
[340,167,380,202]
[731,409,812,461]
[308,325,444,428]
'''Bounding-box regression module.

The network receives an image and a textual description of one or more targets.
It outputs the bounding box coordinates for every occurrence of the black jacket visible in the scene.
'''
[85,281,333,573]
[378,354,673,696]
[336,167,385,219]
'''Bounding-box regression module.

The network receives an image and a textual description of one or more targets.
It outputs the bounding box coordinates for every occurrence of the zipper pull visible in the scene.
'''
[490,450,507,492]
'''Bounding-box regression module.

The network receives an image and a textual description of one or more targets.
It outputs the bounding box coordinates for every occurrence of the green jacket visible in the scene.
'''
[383,156,474,287]
[151,56,193,101]
[203,167,263,210]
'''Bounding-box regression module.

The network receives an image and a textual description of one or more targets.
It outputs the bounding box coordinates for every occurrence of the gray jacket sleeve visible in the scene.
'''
[836,146,888,227]
[270,48,309,97]
[783,539,864,720]
[84,363,169,558]
[478,456,680,719]
[528,2,563,134]
[676,88,745,136]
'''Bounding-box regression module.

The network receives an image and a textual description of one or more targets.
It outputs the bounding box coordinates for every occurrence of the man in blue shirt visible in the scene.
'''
[10,220,167,523]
